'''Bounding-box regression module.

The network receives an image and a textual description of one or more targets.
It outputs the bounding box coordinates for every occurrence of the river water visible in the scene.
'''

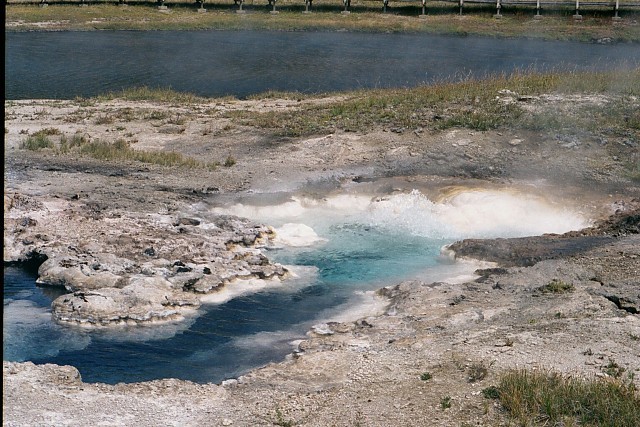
[3,29,635,384]
[5,30,640,99]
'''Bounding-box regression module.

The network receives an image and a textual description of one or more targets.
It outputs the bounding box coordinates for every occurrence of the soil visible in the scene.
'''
[3,94,640,427]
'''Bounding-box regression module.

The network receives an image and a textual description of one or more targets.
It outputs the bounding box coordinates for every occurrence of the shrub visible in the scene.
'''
[482,386,500,399]
[537,279,575,294]
[468,362,490,383]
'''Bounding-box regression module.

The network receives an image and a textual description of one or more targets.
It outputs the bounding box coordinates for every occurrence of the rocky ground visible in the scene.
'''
[3,93,640,426]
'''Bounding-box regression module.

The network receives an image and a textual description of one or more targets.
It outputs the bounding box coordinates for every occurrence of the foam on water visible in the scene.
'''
[273,223,327,247]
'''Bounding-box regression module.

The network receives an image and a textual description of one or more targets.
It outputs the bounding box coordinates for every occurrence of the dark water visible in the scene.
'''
[5,30,640,99]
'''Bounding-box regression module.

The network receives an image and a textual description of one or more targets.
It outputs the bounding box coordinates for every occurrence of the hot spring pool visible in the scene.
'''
[3,188,588,384]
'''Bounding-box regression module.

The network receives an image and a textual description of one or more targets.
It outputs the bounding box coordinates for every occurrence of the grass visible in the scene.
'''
[487,369,640,427]
[230,68,640,137]
[5,3,640,42]
[77,138,218,168]
[92,86,206,104]
[25,132,219,169]
[603,358,626,379]
[21,132,54,150]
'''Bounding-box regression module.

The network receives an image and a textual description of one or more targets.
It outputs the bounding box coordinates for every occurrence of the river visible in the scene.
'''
[5,30,640,99]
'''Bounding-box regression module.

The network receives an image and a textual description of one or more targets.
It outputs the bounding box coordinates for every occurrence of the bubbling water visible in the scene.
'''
[213,188,588,242]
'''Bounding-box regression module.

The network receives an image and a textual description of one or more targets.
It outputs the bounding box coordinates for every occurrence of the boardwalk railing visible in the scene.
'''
[8,0,640,17]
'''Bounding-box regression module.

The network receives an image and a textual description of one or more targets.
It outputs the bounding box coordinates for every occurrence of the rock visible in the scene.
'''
[310,323,334,335]
[51,277,201,326]
[4,196,287,327]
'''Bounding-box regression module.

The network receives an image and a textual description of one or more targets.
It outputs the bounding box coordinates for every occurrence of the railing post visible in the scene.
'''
[613,0,621,20]
[341,0,351,14]
[494,0,502,17]
[459,0,464,15]
[420,0,427,17]
[534,0,542,18]
[573,0,582,19]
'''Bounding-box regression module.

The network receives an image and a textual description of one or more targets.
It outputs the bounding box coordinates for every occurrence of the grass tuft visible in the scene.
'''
[440,396,452,410]
[21,131,54,150]
[493,369,640,427]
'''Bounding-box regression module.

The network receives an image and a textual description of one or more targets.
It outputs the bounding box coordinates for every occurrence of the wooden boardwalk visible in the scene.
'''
[8,0,640,17]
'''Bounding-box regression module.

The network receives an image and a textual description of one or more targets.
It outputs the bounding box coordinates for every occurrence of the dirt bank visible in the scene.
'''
[3,92,639,426]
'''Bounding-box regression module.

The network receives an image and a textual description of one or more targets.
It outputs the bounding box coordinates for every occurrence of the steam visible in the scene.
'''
[3,299,91,361]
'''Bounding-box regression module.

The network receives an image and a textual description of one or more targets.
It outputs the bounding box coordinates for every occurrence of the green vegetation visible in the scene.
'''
[440,395,452,410]
[5,3,640,42]
[273,407,295,427]
[603,358,626,379]
[625,160,640,182]
[15,69,639,172]
[230,68,640,137]
[486,369,640,427]
[420,372,433,381]
[481,385,500,399]
[537,279,575,294]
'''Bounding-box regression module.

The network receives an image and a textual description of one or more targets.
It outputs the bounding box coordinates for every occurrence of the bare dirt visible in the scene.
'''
[3,94,640,426]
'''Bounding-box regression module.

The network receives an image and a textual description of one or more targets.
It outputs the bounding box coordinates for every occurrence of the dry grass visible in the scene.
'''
[78,138,219,169]
[490,369,640,427]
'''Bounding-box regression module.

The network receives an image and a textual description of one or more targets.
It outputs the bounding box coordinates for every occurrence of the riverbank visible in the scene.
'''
[4,73,640,425]
[6,2,640,42]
